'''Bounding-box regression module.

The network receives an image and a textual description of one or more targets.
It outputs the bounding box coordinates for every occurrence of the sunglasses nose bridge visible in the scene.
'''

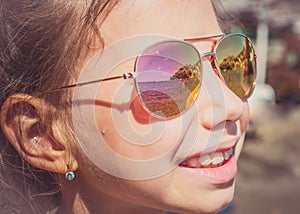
[201,52,215,59]
[200,52,217,68]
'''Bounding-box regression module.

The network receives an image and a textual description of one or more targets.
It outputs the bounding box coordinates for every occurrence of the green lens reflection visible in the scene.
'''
[216,35,256,99]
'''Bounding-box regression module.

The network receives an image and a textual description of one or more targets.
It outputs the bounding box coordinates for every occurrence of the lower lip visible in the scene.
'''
[178,156,237,185]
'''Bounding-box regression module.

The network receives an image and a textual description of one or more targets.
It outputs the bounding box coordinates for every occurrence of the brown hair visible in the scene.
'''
[0,0,118,213]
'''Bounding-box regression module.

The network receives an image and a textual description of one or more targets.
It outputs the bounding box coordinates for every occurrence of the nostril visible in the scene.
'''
[227,122,238,135]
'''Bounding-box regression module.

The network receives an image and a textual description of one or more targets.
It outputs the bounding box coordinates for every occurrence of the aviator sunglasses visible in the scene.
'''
[47,33,257,119]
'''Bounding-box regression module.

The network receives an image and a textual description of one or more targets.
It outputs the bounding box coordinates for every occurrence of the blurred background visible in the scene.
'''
[0,1,299,214]
[219,0,300,213]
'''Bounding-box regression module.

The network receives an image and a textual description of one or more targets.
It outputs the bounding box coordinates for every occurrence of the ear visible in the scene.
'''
[0,93,78,174]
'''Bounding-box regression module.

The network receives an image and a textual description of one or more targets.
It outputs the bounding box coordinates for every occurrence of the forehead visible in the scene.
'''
[100,0,222,44]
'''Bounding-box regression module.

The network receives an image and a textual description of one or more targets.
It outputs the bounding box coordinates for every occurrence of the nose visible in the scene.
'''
[195,61,245,130]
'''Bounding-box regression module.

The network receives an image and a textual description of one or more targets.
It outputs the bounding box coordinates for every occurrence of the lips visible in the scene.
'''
[177,138,239,185]
[179,147,234,168]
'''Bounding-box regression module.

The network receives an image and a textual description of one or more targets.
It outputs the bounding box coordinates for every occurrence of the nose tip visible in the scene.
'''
[196,61,245,130]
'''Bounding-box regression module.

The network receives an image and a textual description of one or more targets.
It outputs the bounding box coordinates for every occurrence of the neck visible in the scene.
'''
[59,178,162,214]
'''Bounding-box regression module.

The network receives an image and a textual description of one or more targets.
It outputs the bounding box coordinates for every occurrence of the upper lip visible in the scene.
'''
[179,136,240,163]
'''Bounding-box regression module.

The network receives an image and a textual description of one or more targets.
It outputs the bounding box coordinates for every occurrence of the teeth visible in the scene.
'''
[199,154,211,166]
[211,152,224,165]
[181,148,234,168]
[224,149,232,160]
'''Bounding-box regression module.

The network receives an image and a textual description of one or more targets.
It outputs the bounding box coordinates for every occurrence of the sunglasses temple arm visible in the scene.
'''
[36,72,135,94]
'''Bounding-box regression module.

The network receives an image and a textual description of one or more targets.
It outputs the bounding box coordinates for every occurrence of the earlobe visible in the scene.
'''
[0,93,78,174]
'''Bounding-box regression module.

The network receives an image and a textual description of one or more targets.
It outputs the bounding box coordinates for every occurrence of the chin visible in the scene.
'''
[193,187,234,214]
[161,179,236,214]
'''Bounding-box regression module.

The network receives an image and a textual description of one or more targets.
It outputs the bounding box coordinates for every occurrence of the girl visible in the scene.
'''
[0,0,256,213]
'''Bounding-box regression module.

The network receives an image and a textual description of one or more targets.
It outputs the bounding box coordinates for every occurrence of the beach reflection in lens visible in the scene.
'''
[135,41,202,118]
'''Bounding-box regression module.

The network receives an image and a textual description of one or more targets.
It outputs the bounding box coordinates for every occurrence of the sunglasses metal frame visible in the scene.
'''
[186,33,257,100]
[43,33,256,98]
[37,33,257,119]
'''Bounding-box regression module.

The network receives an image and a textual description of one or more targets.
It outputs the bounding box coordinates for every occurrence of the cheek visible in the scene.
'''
[240,102,250,132]
[130,93,152,124]
[94,81,183,160]
[234,102,250,158]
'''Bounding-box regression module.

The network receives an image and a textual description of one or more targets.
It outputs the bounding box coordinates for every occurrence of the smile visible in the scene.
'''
[177,142,238,185]
[179,148,234,168]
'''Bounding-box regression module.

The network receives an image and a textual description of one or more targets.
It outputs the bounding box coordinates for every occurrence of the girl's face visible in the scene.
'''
[73,0,250,213]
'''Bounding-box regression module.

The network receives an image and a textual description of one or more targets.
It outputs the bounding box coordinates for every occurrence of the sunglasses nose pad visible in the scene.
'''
[207,55,224,81]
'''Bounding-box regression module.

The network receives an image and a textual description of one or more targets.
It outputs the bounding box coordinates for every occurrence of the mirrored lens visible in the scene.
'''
[216,34,257,99]
[135,41,202,118]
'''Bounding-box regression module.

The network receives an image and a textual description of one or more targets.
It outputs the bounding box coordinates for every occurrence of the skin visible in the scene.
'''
[64,0,249,213]
[0,0,250,213]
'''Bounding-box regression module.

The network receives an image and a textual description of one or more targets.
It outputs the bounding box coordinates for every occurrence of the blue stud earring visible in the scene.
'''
[65,164,75,181]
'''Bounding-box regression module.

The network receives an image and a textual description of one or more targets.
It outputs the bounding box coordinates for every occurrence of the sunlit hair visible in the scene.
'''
[0,0,118,213]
